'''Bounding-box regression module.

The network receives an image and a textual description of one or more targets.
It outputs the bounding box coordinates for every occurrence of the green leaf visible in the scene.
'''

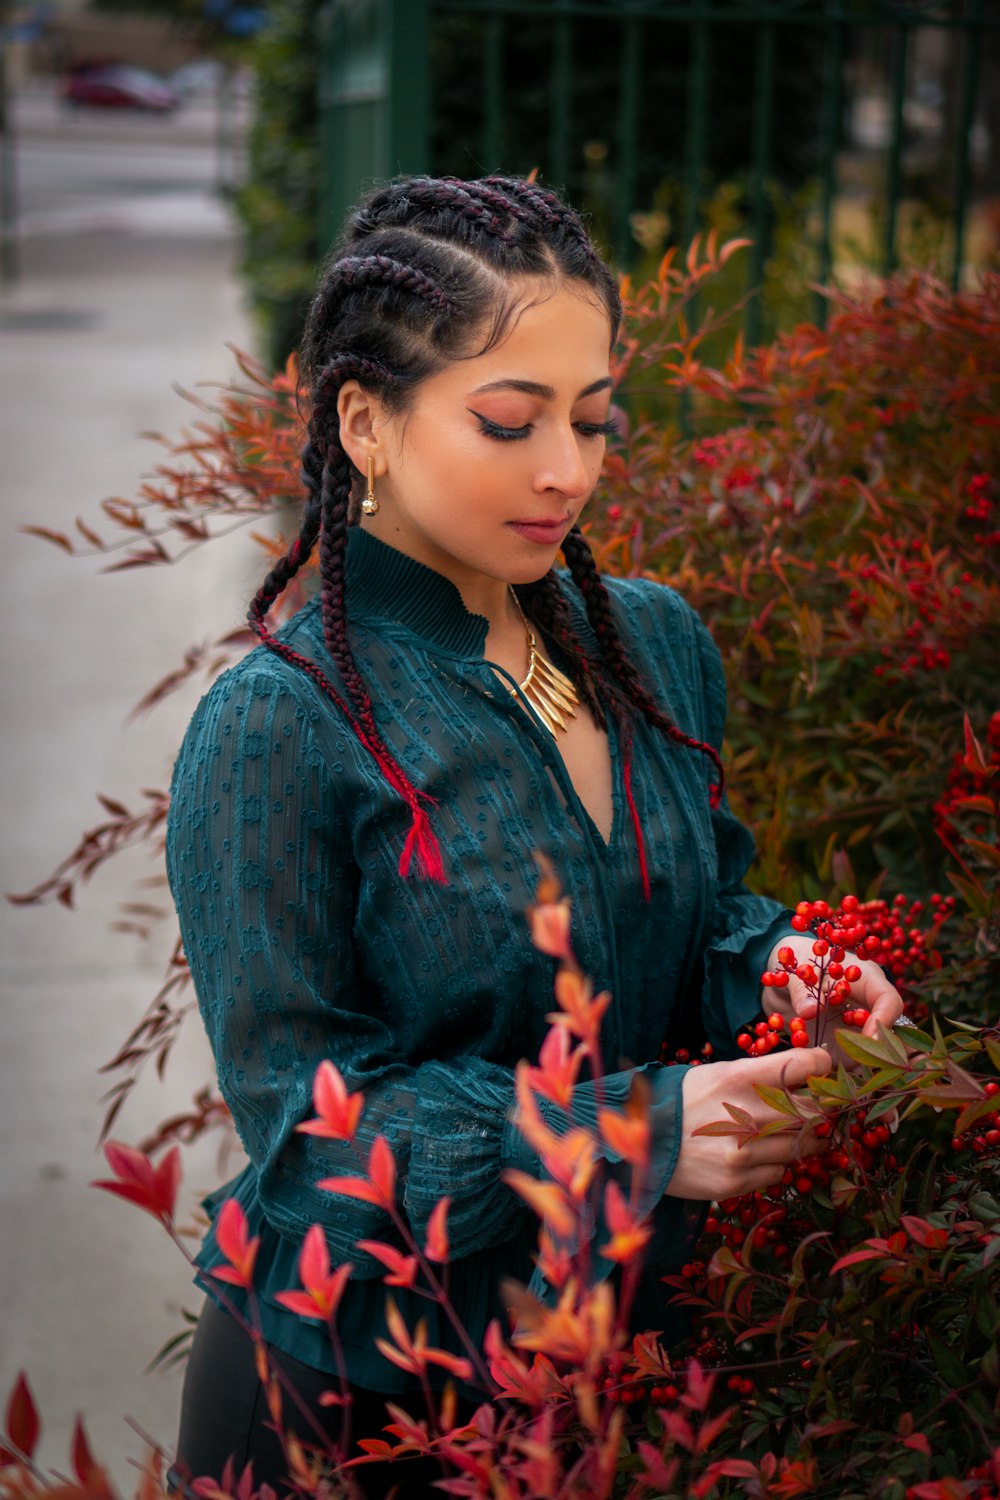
[835,1029,909,1069]
[968,1193,1000,1225]
[856,1067,906,1096]
[752,1083,799,1116]
[981,1235,1000,1270]
[927,1331,970,1391]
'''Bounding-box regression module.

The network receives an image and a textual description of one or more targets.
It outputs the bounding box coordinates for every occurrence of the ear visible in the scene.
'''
[337,381,390,478]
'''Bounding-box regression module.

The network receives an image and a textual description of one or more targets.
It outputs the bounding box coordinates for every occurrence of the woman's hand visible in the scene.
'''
[665,1046,832,1201]
[763,933,904,1045]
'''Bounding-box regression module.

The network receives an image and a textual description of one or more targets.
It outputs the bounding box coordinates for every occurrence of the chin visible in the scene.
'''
[504,554,563,587]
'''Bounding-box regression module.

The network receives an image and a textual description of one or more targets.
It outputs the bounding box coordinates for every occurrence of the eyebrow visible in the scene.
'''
[469,376,614,401]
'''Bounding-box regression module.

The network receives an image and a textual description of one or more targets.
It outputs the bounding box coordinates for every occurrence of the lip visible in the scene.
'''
[507,516,571,545]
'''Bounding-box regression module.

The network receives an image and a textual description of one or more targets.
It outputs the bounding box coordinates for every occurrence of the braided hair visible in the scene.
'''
[248,174,723,897]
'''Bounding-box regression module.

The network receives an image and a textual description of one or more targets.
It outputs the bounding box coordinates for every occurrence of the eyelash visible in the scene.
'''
[474,415,617,443]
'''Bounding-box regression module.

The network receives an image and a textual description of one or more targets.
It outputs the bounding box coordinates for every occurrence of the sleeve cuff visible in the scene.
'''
[701,909,798,1060]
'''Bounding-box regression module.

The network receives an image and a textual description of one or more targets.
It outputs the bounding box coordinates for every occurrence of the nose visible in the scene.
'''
[532,423,593,500]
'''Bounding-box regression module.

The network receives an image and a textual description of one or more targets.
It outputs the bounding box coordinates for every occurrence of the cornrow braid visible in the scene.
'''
[483,175,599,264]
[354,179,516,247]
[451,178,535,225]
[248,352,445,883]
[560,526,726,802]
[247,440,324,628]
[335,254,458,315]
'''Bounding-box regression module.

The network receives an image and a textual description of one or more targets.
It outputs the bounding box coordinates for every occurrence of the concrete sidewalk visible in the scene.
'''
[1,100,262,1491]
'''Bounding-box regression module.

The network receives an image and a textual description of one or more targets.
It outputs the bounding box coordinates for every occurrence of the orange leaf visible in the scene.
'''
[425,1196,450,1264]
[501,1170,577,1239]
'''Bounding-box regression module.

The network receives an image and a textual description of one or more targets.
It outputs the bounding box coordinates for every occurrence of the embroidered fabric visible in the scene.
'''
[165,529,794,1390]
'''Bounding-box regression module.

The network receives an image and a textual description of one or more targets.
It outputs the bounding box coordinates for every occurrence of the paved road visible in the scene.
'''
[1,92,260,1490]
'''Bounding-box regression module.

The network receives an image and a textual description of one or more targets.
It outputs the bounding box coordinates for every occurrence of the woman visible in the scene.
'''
[165,175,902,1495]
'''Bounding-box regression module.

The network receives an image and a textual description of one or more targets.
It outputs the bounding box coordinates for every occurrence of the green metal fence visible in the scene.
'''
[318,0,997,339]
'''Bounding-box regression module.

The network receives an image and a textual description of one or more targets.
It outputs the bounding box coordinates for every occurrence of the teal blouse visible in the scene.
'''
[165,527,792,1395]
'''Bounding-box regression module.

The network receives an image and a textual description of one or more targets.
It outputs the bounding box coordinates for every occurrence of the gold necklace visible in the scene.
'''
[508,590,579,736]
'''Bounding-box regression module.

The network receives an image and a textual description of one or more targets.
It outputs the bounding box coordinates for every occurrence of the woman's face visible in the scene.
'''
[362,281,614,604]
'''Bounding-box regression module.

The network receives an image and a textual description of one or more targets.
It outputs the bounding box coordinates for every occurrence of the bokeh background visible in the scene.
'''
[1,0,997,1488]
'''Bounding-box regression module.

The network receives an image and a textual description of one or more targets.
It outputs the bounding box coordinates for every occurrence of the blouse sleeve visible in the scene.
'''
[690,614,797,1059]
[166,665,539,1278]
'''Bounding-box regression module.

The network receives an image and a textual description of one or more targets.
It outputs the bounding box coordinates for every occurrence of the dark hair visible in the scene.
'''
[248,175,723,897]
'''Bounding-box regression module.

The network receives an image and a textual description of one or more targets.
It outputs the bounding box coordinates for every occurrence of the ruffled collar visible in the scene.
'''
[344,526,490,658]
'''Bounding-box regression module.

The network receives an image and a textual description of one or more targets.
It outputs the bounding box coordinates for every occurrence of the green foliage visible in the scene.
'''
[236,0,323,368]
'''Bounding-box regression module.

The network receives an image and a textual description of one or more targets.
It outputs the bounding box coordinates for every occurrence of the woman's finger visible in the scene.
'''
[856,966,904,1037]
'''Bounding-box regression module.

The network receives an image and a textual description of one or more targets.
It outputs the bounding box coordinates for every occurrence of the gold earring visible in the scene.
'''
[361,455,379,516]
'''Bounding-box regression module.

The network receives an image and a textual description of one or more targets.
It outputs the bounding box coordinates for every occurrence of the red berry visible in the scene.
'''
[791,1032,809,1047]
[777,947,796,967]
[841,895,859,913]
[767,1013,785,1031]
[737,1033,753,1052]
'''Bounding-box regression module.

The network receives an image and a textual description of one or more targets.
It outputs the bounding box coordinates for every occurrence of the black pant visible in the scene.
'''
[167,1297,479,1499]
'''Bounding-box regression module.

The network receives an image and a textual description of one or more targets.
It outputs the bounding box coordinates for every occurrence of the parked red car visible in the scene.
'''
[63,64,179,113]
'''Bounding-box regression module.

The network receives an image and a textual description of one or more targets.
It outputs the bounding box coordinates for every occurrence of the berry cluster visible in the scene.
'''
[775,890,953,1022]
[963,471,998,549]
[737,1010,819,1055]
[950,1079,1000,1157]
[599,1373,681,1407]
[658,1040,715,1067]
[933,710,1000,851]
[844,534,975,679]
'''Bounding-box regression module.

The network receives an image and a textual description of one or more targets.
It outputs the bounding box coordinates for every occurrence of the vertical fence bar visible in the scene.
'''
[388,0,431,175]
[883,24,910,275]
[482,14,504,170]
[681,9,710,253]
[815,9,844,325]
[614,16,642,265]
[550,0,572,190]
[952,0,982,291]
[747,21,776,346]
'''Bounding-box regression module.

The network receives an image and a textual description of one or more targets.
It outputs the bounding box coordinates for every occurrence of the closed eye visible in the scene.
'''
[470,412,617,443]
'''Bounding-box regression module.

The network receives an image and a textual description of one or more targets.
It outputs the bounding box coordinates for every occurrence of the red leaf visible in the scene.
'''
[963,714,991,776]
[299,1223,330,1291]
[71,1415,99,1484]
[213,1197,259,1287]
[830,1246,888,1273]
[901,1214,948,1250]
[4,1372,40,1462]
[368,1135,397,1207]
